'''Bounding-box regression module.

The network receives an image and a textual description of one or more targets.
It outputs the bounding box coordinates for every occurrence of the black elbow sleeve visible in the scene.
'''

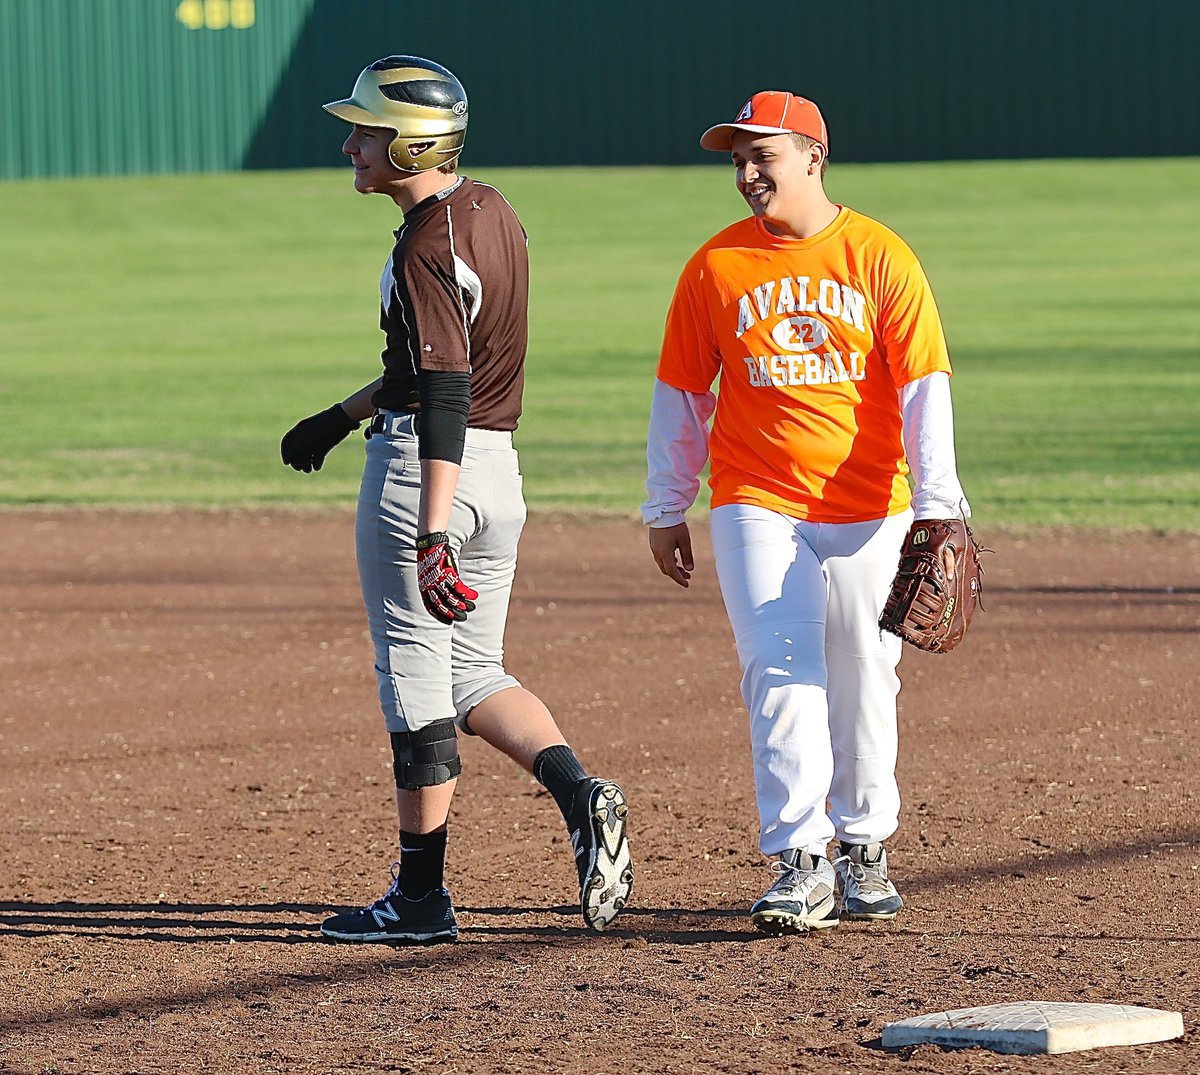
[417,370,472,463]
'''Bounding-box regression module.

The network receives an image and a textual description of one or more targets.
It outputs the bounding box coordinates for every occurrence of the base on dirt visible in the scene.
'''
[882,1001,1184,1055]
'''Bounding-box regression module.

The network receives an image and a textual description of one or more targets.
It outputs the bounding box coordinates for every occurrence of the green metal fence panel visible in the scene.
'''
[262,0,1200,170]
[1,0,1196,179]
[0,0,314,178]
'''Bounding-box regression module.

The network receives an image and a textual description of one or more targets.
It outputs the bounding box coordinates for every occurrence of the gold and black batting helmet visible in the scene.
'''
[323,56,468,173]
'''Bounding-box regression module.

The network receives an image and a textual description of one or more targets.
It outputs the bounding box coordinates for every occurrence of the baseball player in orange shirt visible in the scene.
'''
[643,91,972,934]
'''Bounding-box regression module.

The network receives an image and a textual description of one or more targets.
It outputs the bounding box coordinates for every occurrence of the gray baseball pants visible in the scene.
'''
[355,410,525,733]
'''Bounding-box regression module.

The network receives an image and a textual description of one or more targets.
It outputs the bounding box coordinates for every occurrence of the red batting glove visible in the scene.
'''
[415,532,479,624]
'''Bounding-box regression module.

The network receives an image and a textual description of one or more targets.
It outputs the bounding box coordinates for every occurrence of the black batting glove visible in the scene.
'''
[416,532,479,624]
[280,404,358,473]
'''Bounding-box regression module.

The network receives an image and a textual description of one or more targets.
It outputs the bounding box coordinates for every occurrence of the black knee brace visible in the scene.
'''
[390,720,461,790]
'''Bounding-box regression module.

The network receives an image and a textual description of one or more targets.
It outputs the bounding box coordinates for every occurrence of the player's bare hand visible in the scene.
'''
[416,532,479,623]
[649,523,695,588]
[924,520,958,581]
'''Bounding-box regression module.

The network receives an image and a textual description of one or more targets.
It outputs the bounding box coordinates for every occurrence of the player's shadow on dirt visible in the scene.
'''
[985,582,1199,633]
[468,903,752,944]
[0,899,751,945]
[4,826,1198,946]
[991,585,1199,596]
[899,824,1200,906]
[0,900,330,945]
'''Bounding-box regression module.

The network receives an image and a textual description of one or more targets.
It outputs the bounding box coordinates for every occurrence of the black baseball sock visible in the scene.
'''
[397,827,448,899]
[533,745,588,820]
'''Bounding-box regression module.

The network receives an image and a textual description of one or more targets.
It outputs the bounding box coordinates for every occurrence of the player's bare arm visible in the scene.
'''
[341,377,384,422]
[418,458,460,534]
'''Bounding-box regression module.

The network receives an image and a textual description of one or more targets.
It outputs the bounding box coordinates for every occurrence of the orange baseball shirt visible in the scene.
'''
[657,207,953,523]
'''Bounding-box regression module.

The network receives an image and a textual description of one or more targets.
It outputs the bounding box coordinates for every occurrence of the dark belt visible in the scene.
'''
[367,411,420,437]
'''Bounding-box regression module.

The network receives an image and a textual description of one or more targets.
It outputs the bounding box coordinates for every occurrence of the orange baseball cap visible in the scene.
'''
[700,91,828,153]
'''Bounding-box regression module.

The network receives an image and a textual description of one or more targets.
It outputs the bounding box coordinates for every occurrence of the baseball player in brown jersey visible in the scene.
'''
[280,56,632,943]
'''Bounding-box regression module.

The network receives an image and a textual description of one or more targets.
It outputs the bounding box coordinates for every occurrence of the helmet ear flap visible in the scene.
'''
[387,132,466,174]
[324,55,468,174]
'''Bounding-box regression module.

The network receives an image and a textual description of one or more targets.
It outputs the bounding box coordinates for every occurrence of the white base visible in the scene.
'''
[882,1002,1184,1055]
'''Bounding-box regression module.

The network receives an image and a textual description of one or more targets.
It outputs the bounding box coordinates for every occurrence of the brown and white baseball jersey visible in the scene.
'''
[372,176,528,431]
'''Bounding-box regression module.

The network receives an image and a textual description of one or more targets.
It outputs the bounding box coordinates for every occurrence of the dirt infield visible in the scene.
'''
[1,511,1196,1074]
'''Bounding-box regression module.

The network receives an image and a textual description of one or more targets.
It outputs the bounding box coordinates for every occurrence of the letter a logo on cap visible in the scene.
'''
[700,90,829,153]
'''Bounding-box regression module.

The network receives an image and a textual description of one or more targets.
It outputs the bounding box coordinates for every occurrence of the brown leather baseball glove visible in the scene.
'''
[879,518,986,653]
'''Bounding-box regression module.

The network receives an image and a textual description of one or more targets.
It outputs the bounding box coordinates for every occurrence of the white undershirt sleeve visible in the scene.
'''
[641,379,716,528]
[899,371,972,519]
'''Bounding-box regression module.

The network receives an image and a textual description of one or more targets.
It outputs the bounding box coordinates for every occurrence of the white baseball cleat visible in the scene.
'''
[569,778,633,930]
[833,842,904,920]
[750,850,840,934]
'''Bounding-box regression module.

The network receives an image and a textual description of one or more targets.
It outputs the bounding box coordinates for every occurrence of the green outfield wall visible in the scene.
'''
[2,0,1196,179]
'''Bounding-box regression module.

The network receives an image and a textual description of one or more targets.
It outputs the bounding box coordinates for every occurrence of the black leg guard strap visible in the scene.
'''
[390,720,461,790]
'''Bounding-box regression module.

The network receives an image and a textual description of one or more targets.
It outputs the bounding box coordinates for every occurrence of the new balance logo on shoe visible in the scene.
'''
[319,863,458,946]
[371,901,404,927]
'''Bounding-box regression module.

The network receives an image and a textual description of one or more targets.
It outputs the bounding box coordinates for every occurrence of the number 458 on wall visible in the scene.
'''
[176,0,255,29]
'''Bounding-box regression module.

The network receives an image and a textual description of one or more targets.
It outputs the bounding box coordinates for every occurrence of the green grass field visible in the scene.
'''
[1,158,1197,528]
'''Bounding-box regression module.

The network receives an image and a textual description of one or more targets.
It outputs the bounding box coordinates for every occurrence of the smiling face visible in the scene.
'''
[341,123,410,196]
[730,130,824,234]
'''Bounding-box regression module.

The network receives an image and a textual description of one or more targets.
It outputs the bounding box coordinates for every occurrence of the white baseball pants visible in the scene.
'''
[709,504,912,857]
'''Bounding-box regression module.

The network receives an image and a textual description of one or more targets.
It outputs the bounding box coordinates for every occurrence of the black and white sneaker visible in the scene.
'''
[750,850,840,934]
[833,842,904,920]
[320,864,458,944]
[568,778,633,930]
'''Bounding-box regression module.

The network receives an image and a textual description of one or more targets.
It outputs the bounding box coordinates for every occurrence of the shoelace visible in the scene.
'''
[832,852,892,895]
[364,861,404,910]
[768,857,819,895]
